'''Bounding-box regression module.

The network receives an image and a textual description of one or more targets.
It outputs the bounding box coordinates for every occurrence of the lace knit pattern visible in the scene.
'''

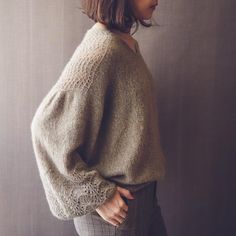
[42,165,117,220]
[53,29,112,94]
[30,24,166,221]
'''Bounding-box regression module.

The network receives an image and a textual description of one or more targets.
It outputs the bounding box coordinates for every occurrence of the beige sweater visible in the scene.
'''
[30,23,166,220]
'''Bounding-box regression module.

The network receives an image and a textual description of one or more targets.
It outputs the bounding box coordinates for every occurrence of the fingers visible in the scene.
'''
[97,194,129,226]
[109,195,129,225]
[106,217,120,227]
[97,205,126,227]
[117,186,135,199]
[112,203,128,225]
[96,206,118,226]
[107,207,127,226]
[95,186,135,227]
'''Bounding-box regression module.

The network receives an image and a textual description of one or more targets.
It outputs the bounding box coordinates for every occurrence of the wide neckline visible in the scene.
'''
[89,23,141,56]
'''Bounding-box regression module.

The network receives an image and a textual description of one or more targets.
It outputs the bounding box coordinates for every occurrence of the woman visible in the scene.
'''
[30,0,168,235]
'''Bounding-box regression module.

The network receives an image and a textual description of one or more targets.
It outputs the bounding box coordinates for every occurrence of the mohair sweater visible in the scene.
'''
[30,23,166,220]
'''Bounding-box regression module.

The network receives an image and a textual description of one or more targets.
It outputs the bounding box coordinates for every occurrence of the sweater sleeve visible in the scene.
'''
[30,65,117,220]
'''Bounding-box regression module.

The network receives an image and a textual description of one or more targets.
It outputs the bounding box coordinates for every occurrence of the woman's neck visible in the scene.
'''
[94,22,132,39]
[93,22,139,54]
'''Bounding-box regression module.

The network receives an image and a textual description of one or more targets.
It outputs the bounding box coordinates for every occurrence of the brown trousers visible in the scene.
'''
[73,181,168,236]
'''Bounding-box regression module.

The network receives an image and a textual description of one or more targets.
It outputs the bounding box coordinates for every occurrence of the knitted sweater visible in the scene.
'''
[30,23,166,221]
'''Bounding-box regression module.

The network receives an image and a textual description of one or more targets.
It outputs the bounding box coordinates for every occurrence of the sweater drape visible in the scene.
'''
[30,23,166,220]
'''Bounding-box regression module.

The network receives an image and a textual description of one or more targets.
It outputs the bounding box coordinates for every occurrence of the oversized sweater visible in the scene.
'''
[30,23,166,221]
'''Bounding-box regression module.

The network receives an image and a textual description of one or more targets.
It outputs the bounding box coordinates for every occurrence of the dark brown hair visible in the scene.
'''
[77,0,159,35]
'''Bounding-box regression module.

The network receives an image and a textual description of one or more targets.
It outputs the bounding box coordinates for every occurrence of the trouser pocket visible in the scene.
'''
[153,181,157,202]
[121,195,129,205]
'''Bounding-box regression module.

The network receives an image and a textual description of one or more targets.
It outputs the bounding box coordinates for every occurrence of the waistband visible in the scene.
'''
[113,180,157,193]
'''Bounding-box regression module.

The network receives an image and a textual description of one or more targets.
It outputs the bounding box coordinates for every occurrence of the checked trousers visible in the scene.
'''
[73,181,168,236]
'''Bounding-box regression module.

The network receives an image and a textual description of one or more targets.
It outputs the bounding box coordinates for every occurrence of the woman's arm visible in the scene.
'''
[30,44,117,220]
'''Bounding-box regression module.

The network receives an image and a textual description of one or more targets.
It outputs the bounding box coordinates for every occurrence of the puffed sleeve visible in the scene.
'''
[30,74,117,220]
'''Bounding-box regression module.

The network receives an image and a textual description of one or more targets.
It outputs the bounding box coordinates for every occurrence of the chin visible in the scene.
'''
[140,11,155,20]
[140,14,153,20]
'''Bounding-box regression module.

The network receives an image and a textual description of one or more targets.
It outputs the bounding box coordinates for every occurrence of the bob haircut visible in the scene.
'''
[78,0,159,35]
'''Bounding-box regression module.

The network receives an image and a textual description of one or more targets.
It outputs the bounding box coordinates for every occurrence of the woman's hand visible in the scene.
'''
[95,186,135,226]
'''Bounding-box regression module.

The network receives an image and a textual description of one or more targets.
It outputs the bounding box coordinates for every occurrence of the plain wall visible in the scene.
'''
[0,0,235,235]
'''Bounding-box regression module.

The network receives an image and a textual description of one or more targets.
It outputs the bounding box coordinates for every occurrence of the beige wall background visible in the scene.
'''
[0,0,235,235]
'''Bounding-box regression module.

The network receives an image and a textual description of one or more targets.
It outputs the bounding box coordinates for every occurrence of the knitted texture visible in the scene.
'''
[30,23,166,221]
